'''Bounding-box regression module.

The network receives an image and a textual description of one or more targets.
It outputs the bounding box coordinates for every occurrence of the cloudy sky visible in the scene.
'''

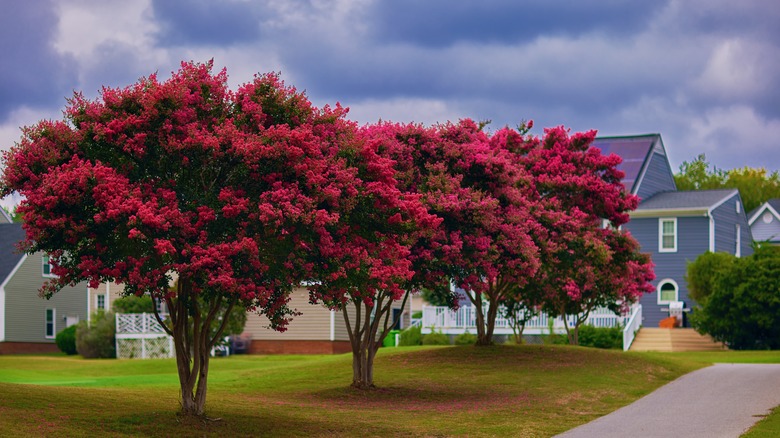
[2,0,779,195]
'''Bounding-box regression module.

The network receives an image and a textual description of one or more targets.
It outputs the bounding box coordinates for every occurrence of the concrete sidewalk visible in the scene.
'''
[556,363,780,438]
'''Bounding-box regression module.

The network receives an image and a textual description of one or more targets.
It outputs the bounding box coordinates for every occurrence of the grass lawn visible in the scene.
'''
[0,346,777,437]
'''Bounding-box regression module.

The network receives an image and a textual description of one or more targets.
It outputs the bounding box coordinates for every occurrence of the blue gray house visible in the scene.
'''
[593,134,753,327]
[748,199,780,245]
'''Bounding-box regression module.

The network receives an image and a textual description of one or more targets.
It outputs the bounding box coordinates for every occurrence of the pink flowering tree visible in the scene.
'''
[498,125,654,344]
[368,120,541,346]
[1,61,363,416]
[305,130,441,389]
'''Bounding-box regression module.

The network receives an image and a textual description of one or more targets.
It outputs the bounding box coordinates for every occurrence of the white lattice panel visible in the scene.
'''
[115,313,174,359]
[116,313,169,334]
[116,337,174,359]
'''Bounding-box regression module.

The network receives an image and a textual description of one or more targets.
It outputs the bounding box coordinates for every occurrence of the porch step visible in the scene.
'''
[629,328,727,352]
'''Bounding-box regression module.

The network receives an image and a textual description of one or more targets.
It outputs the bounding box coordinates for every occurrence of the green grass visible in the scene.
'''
[744,405,780,437]
[0,346,776,437]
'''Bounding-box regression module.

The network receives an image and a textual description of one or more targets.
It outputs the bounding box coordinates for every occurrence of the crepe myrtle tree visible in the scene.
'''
[496,125,654,344]
[1,61,367,416]
[367,120,541,346]
[305,130,442,389]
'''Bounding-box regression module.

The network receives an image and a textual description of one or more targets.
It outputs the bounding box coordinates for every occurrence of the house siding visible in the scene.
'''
[245,288,412,346]
[3,252,87,343]
[635,151,676,201]
[750,212,780,243]
[712,194,754,256]
[624,216,709,327]
[88,282,125,315]
[245,288,332,341]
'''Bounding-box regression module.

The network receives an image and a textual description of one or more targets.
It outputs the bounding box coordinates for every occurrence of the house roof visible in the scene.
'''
[748,198,780,225]
[630,189,738,217]
[0,223,26,283]
[592,134,661,194]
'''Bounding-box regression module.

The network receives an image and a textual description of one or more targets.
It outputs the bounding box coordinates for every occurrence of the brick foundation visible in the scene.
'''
[248,340,352,355]
[0,342,59,355]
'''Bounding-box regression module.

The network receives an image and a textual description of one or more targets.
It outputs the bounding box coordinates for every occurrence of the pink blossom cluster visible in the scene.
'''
[1,60,655,334]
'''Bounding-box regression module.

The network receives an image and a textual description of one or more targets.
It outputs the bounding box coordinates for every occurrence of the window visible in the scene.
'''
[736,224,741,257]
[45,308,56,338]
[42,254,56,278]
[659,218,677,252]
[96,294,106,310]
[736,201,741,214]
[657,280,678,304]
[764,212,774,224]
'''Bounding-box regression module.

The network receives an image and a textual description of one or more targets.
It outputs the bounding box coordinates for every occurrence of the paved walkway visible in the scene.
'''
[557,363,780,438]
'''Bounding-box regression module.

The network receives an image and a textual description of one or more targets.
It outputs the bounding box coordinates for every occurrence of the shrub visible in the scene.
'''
[577,325,623,349]
[454,331,477,345]
[422,331,450,345]
[113,295,155,313]
[691,245,780,350]
[398,325,423,346]
[76,310,116,359]
[55,324,78,355]
[411,310,422,319]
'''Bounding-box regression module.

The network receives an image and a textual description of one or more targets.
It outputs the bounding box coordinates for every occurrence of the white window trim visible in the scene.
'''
[658,218,678,253]
[45,308,56,339]
[96,294,106,310]
[736,224,741,257]
[736,201,741,214]
[657,279,679,305]
[42,254,57,278]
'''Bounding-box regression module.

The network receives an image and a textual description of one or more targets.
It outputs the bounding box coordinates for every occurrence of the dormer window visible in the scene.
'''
[659,218,677,253]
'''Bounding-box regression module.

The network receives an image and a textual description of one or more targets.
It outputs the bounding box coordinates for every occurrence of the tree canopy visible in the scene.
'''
[675,154,780,212]
[1,61,375,416]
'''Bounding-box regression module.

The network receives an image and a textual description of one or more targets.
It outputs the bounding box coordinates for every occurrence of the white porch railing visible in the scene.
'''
[115,313,174,359]
[622,304,642,351]
[421,304,641,349]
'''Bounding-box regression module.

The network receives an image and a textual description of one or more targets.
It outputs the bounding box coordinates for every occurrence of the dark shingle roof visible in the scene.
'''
[592,134,659,193]
[0,223,26,283]
[635,189,737,212]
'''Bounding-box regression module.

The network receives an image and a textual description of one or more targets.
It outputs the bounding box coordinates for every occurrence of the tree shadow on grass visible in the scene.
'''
[304,384,534,414]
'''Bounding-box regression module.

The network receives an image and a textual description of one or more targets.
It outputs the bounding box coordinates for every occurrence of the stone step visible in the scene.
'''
[629,328,726,352]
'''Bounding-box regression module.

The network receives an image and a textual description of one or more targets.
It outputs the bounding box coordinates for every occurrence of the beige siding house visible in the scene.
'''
[88,281,124,319]
[244,288,412,354]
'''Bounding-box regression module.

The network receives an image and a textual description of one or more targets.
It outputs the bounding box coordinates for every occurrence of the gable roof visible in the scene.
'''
[592,134,670,195]
[748,199,780,226]
[0,223,26,283]
[0,208,12,224]
[630,189,738,218]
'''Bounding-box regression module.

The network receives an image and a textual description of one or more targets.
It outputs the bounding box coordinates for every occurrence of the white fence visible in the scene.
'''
[115,313,174,359]
[421,304,642,349]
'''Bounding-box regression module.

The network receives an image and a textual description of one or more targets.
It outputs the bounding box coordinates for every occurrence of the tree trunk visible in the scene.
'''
[155,280,236,417]
[472,297,491,345]
[344,291,408,389]
[471,286,503,346]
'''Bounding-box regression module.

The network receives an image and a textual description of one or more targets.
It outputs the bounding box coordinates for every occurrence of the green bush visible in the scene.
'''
[690,245,780,350]
[411,310,422,319]
[577,325,623,349]
[113,295,155,313]
[422,331,450,345]
[398,325,422,346]
[76,310,116,359]
[454,331,477,345]
[55,324,78,355]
